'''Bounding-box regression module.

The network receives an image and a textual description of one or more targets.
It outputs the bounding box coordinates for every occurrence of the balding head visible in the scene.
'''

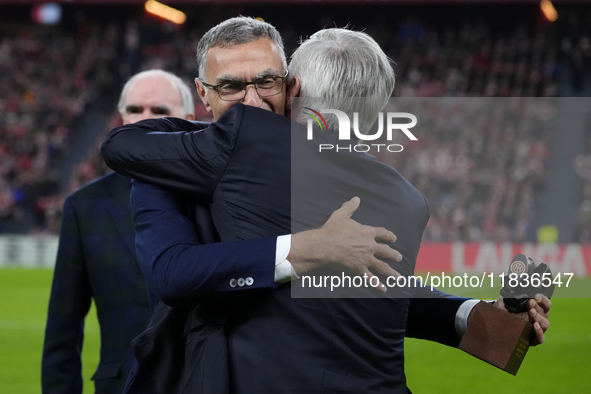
[118,70,195,124]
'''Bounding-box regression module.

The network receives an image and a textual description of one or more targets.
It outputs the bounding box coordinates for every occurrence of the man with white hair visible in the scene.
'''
[103,23,550,394]
[42,69,195,394]
[117,70,195,124]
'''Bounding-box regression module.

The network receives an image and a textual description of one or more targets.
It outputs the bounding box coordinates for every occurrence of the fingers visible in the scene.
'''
[362,258,401,294]
[333,196,361,219]
[364,273,387,293]
[526,294,551,328]
[526,298,545,318]
[359,267,389,294]
[372,227,397,244]
[534,293,552,315]
[525,296,550,347]
[373,243,403,263]
[495,296,549,346]
[367,257,401,279]
[320,199,404,291]
[531,321,545,346]
[528,303,550,331]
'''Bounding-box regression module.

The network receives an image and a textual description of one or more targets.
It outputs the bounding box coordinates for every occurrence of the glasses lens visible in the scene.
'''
[218,82,246,101]
[255,77,283,97]
[215,77,284,101]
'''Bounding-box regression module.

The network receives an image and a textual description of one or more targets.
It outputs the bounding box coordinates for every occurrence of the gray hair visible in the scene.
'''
[289,28,395,134]
[118,69,195,117]
[196,16,287,79]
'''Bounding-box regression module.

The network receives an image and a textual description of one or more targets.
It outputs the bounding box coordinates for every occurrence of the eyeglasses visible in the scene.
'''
[199,70,288,102]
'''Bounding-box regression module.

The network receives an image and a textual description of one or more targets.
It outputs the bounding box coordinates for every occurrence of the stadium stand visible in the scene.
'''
[0,4,589,244]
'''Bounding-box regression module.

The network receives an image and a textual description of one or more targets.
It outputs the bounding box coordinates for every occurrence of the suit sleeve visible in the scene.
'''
[101,105,244,203]
[42,198,92,394]
[406,285,471,347]
[131,180,277,306]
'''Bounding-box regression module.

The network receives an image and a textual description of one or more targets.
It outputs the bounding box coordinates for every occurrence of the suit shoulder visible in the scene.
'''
[240,105,291,129]
[157,117,210,130]
[66,172,128,203]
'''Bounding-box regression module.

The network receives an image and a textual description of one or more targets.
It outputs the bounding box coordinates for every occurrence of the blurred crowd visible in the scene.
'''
[573,118,591,243]
[390,21,559,98]
[377,98,554,243]
[0,25,123,233]
[0,20,209,234]
[0,14,587,243]
[375,21,561,242]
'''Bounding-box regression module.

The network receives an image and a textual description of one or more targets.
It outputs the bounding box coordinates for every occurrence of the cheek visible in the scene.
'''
[122,115,140,124]
[269,95,286,115]
[214,101,236,118]
[167,109,184,118]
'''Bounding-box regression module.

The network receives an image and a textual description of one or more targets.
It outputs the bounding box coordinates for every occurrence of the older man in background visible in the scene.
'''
[42,69,195,394]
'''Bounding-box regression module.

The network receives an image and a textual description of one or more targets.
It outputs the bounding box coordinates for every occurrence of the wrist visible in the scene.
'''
[290,229,328,275]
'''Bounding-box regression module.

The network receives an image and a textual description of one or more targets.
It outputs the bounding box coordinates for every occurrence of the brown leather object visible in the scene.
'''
[459,301,533,375]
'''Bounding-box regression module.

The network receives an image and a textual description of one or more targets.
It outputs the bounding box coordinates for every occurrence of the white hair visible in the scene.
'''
[196,16,287,79]
[289,28,395,134]
[118,69,194,117]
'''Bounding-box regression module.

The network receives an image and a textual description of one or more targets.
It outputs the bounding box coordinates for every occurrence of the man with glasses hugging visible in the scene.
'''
[104,16,405,393]
[195,21,289,120]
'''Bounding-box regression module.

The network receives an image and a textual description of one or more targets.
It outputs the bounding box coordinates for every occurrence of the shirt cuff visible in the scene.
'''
[455,299,481,337]
[274,234,295,284]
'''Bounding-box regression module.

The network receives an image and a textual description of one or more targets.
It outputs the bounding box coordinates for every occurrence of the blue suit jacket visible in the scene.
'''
[42,172,152,394]
[103,104,469,393]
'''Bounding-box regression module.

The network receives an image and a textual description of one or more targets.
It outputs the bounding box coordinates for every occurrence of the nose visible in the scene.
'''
[242,84,263,106]
[143,109,159,121]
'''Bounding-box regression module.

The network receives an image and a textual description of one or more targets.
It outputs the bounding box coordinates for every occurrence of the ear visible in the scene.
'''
[286,76,301,119]
[184,113,195,120]
[195,78,212,113]
[288,75,301,99]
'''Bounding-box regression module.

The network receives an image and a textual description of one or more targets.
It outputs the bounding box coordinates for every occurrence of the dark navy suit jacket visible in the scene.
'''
[102,104,469,393]
[42,172,152,394]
